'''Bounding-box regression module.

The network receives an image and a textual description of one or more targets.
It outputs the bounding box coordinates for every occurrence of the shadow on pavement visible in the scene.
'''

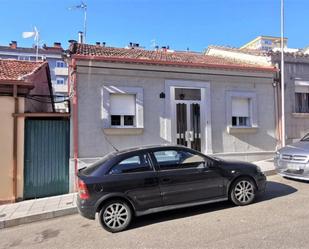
[256,180,298,202]
[130,200,234,231]
[129,181,297,231]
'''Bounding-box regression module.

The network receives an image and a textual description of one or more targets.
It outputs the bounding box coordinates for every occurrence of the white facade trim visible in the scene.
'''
[164,80,212,154]
[101,85,144,130]
[226,90,258,131]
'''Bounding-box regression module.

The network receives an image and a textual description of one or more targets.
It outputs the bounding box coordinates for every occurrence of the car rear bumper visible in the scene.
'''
[76,196,96,220]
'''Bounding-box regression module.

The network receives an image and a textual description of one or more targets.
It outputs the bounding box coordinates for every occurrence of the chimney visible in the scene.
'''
[128,42,140,49]
[96,42,101,46]
[78,31,84,44]
[53,42,61,48]
[102,42,106,47]
[10,41,17,49]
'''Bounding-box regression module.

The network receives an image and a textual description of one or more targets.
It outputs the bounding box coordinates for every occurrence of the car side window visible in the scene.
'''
[109,154,152,174]
[153,150,206,170]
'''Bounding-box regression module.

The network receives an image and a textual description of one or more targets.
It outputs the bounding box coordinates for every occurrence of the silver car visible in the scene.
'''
[275,133,309,181]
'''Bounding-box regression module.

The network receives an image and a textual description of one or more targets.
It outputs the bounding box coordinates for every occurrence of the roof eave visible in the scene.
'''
[71,54,277,73]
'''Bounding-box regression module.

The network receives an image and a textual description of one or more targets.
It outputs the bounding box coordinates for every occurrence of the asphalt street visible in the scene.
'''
[0,175,308,249]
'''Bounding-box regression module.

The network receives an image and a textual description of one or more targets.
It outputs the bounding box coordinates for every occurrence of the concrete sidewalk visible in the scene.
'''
[0,159,276,229]
[0,193,77,229]
[253,158,276,176]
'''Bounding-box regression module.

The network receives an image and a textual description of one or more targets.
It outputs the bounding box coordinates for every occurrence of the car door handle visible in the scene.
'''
[144,177,159,186]
[161,178,171,183]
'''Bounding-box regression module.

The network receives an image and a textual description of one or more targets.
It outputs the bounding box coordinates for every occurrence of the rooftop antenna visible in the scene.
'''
[151,39,157,50]
[69,1,87,43]
[22,26,39,61]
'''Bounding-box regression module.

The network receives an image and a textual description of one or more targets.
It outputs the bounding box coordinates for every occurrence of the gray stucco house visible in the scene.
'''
[66,42,277,189]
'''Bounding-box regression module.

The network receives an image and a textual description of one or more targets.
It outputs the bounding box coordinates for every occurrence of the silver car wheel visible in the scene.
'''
[103,203,129,229]
[234,180,254,203]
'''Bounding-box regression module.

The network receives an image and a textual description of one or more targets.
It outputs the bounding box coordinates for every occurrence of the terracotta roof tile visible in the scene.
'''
[0,59,47,81]
[69,43,277,72]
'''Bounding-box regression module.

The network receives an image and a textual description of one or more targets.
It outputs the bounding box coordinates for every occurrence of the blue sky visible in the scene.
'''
[0,0,308,51]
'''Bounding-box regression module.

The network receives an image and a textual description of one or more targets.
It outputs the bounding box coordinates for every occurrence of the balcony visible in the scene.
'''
[53,84,68,93]
[54,67,68,76]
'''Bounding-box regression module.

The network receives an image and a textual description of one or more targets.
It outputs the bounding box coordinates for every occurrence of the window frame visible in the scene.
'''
[294,81,309,113]
[295,92,309,113]
[226,91,258,132]
[56,60,66,68]
[110,115,135,128]
[56,77,65,85]
[151,148,210,172]
[18,55,31,61]
[107,152,154,175]
[102,86,144,130]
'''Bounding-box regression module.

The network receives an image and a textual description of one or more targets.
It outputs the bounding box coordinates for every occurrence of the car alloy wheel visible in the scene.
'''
[230,177,256,206]
[99,201,132,233]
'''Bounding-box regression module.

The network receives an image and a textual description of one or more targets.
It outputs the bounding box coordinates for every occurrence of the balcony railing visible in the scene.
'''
[54,67,68,76]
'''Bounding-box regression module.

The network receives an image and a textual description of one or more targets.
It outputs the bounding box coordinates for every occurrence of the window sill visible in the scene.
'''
[103,127,144,135]
[227,126,258,134]
[292,113,309,118]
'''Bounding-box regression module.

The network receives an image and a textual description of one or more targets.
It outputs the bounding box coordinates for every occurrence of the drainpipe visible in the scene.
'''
[12,85,19,201]
[273,77,280,149]
[71,58,79,189]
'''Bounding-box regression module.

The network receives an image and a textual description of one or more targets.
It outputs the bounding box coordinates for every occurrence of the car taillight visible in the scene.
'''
[78,179,89,200]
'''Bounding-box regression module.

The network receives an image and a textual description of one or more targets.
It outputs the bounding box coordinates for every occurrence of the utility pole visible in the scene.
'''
[281,0,286,147]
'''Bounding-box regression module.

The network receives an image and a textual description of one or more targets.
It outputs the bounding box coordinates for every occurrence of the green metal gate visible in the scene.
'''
[24,118,70,199]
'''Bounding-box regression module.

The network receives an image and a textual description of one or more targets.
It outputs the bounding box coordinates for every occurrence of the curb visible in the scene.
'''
[263,169,277,177]
[0,206,77,229]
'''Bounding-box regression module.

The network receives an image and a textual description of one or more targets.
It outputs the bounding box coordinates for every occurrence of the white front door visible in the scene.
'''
[164,80,212,154]
[175,100,201,151]
[173,87,202,151]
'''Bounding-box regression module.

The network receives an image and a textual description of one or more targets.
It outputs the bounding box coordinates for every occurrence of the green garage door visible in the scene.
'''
[24,118,70,199]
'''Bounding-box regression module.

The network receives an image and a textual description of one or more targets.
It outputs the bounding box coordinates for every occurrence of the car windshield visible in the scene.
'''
[81,152,116,175]
[301,133,309,141]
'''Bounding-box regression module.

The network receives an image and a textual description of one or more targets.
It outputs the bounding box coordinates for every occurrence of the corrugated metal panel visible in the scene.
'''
[24,119,70,199]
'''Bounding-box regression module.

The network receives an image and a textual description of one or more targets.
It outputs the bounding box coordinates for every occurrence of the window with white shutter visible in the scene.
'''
[110,94,136,127]
[226,91,258,133]
[102,86,144,134]
[231,98,250,127]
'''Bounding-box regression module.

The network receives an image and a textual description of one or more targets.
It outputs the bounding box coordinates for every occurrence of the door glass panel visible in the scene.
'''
[109,154,152,174]
[191,103,201,151]
[175,88,201,100]
[176,103,187,147]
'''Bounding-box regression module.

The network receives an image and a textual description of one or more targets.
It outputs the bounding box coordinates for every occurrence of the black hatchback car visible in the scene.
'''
[77,145,266,233]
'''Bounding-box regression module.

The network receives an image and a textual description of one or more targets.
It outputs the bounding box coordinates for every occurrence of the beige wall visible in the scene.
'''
[0,96,24,203]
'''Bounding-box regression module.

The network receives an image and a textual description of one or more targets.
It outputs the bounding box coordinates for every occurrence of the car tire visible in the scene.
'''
[99,200,132,233]
[230,177,256,206]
